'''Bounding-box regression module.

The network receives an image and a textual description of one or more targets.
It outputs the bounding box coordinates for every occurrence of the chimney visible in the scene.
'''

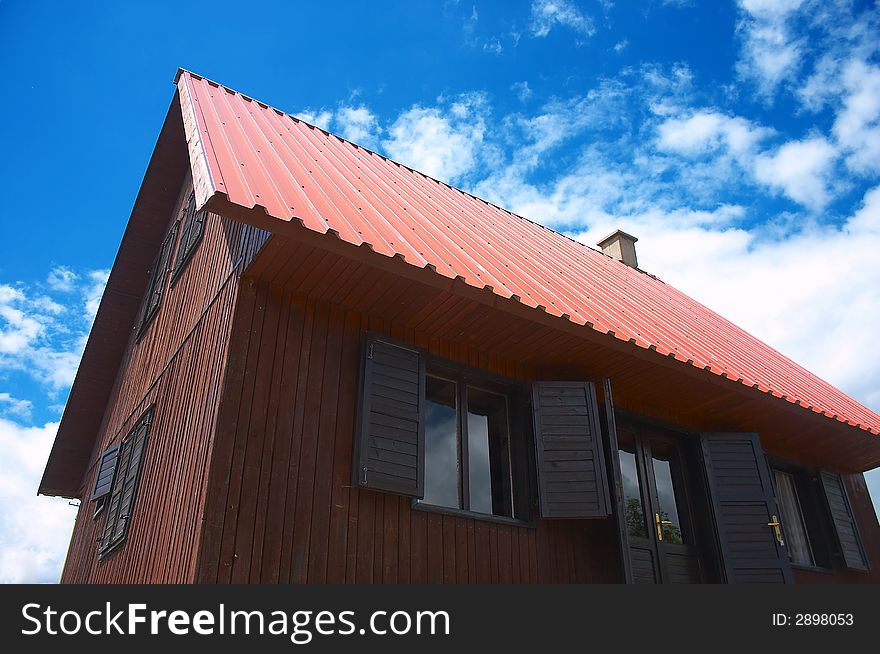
[597,230,638,268]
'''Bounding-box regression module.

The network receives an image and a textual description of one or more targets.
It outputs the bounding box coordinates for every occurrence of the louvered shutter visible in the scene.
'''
[140,221,178,330]
[91,444,120,501]
[533,381,611,518]
[701,432,793,583]
[354,336,425,497]
[819,471,869,571]
[99,409,152,556]
[172,192,206,279]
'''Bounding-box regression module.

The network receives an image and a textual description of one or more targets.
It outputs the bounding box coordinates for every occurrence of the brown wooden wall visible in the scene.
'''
[195,281,620,583]
[60,174,269,583]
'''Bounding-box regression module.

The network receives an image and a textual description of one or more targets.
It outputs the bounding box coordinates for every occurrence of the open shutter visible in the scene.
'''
[100,409,152,556]
[140,221,178,331]
[819,471,869,571]
[599,379,633,582]
[701,432,792,583]
[172,192,206,280]
[533,381,611,518]
[354,336,425,497]
[91,443,120,501]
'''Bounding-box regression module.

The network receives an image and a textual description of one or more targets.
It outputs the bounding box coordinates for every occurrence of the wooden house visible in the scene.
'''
[41,70,880,584]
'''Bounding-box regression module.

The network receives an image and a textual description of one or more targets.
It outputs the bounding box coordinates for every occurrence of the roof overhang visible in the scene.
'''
[38,90,190,497]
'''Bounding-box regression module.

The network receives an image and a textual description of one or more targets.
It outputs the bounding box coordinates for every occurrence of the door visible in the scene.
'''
[618,427,704,583]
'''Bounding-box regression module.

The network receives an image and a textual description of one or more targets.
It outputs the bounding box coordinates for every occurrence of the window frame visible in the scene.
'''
[412,356,535,527]
[768,458,834,572]
[771,468,816,568]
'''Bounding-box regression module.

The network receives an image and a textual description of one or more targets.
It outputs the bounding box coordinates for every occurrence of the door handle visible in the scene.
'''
[767,515,785,547]
[654,513,673,541]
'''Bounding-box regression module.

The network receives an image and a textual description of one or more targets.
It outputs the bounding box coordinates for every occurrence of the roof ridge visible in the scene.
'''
[175,69,662,281]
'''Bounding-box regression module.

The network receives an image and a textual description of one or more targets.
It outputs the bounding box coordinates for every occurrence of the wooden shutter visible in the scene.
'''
[172,192,206,279]
[140,221,178,330]
[353,336,425,497]
[701,432,793,583]
[599,379,633,582]
[819,471,869,571]
[91,443,120,501]
[533,381,611,518]
[99,409,152,556]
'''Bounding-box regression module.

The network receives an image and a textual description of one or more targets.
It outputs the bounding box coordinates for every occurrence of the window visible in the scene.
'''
[139,221,179,335]
[354,334,611,523]
[99,407,153,557]
[171,191,206,283]
[421,374,516,518]
[772,469,814,567]
[769,462,869,571]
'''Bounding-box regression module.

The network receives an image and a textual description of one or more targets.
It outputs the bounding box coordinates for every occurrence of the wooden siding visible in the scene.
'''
[196,282,620,583]
[60,173,269,583]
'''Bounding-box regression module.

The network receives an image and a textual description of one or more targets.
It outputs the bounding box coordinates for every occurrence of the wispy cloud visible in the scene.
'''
[735,0,806,99]
[529,0,595,40]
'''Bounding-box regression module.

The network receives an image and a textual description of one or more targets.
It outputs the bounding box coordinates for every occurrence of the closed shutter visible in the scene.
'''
[91,444,120,501]
[99,408,152,556]
[172,192,206,279]
[819,471,869,571]
[701,432,792,583]
[533,381,610,518]
[140,220,179,331]
[353,336,425,497]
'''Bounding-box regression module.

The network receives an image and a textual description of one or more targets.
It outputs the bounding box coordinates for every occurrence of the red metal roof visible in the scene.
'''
[176,69,880,437]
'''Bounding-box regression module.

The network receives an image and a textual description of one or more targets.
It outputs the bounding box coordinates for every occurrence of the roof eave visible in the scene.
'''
[38,88,191,498]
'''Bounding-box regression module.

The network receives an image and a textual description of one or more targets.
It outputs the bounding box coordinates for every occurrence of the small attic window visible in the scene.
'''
[171,192,207,284]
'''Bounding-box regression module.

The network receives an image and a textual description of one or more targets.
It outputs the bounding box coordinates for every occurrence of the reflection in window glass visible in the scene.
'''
[467,387,513,517]
[773,470,814,566]
[618,448,647,538]
[422,376,459,509]
[651,455,684,544]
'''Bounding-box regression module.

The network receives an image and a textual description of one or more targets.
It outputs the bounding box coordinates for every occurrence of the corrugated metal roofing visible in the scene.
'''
[176,69,880,437]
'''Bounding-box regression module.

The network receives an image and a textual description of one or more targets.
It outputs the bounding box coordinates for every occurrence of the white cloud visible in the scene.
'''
[483,38,503,55]
[753,136,837,209]
[656,110,771,157]
[613,39,628,53]
[511,81,533,103]
[46,266,78,293]
[382,94,489,183]
[83,270,109,324]
[296,109,333,131]
[0,392,32,419]
[833,59,880,175]
[735,0,806,99]
[0,268,107,392]
[335,106,381,149]
[529,0,595,39]
[0,418,76,583]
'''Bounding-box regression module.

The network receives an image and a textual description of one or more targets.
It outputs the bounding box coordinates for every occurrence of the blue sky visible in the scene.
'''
[1,0,879,582]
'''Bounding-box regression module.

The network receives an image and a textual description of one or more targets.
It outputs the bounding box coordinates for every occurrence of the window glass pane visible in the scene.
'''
[422,376,459,509]
[651,455,685,545]
[618,443,647,538]
[467,387,513,517]
[773,470,814,566]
